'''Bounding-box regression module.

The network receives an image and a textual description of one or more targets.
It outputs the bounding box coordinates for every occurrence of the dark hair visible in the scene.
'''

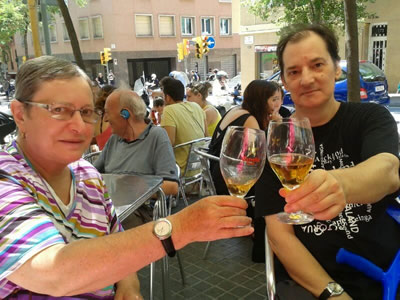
[153,97,165,107]
[190,82,212,101]
[242,80,282,130]
[160,76,184,101]
[95,85,117,111]
[277,24,340,77]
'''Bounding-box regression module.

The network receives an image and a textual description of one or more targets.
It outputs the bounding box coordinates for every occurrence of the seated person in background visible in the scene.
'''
[187,82,221,136]
[150,96,165,125]
[94,90,178,226]
[255,24,400,300]
[1,55,253,299]
[93,84,116,150]
[160,76,207,174]
[208,80,285,196]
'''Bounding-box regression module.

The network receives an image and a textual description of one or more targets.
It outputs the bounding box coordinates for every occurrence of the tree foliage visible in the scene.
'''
[247,0,376,31]
[0,0,29,48]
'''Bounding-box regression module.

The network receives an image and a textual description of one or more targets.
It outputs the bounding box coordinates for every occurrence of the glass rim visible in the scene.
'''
[269,117,311,123]
[226,125,266,134]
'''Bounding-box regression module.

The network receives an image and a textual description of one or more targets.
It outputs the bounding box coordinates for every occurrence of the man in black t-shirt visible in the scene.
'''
[255,24,400,300]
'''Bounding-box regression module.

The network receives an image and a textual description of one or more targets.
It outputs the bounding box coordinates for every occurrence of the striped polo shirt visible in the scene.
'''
[0,141,122,299]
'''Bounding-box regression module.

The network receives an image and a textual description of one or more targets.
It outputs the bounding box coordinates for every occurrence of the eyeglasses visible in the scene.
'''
[21,100,102,124]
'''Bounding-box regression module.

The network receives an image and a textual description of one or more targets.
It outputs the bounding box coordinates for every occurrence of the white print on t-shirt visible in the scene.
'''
[301,144,373,239]
[314,144,355,169]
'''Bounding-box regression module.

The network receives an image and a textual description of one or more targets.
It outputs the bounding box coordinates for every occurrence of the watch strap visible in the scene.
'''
[319,288,332,300]
[161,237,176,257]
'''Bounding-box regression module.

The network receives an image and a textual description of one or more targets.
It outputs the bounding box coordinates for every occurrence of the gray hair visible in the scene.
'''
[118,90,147,120]
[15,56,92,103]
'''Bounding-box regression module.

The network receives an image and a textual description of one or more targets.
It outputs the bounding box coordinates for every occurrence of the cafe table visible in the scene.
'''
[102,173,164,221]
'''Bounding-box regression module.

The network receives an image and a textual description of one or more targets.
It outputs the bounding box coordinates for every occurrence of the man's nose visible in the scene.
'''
[300,68,315,86]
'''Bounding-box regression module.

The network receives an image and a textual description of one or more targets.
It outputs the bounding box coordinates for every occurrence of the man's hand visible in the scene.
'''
[280,169,347,220]
[171,195,254,245]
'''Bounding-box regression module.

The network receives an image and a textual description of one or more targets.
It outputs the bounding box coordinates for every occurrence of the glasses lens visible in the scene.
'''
[49,104,72,120]
[81,108,101,124]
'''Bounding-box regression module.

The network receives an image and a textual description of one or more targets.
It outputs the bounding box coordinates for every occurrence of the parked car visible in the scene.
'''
[267,60,390,106]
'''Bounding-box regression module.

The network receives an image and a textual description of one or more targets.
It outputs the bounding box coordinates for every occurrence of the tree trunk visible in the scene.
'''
[344,0,360,102]
[56,0,85,70]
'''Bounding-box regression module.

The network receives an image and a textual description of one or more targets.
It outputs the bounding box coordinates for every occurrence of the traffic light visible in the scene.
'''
[100,51,106,65]
[182,39,190,57]
[195,37,203,59]
[202,36,209,55]
[104,48,112,62]
[177,42,184,61]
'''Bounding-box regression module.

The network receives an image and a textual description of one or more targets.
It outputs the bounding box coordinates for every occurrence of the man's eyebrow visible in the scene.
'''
[285,57,328,71]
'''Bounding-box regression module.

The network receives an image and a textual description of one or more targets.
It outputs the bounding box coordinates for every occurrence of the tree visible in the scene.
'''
[248,0,376,31]
[0,0,29,69]
[56,0,86,70]
[54,0,88,70]
[344,0,361,102]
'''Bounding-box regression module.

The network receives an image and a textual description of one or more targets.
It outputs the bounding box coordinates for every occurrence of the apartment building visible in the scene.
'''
[233,0,400,92]
[14,0,240,87]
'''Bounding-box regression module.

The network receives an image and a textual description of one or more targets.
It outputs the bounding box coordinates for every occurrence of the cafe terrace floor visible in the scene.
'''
[123,196,268,300]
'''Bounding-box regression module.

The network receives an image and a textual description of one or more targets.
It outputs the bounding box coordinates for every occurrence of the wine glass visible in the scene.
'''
[267,117,315,224]
[220,126,267,199]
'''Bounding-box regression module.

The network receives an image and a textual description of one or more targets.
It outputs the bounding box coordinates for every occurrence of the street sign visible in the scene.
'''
[207,36,216,49]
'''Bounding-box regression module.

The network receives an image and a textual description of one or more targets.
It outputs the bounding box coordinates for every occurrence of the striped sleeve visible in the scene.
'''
[0,179,65,282]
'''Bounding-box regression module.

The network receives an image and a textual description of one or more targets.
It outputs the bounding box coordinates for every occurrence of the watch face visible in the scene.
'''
[328,282,344,295]
[154,219,172,238]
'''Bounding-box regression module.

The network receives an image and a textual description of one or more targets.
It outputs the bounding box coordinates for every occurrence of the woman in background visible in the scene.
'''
[187,82,221,136]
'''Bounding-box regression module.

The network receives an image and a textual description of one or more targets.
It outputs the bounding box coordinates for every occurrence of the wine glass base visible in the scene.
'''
[277,211,314,225]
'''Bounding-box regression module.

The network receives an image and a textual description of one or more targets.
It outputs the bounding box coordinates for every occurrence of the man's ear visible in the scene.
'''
[10,100,26,132]
[334,63,342,81]
[281,74,288,91]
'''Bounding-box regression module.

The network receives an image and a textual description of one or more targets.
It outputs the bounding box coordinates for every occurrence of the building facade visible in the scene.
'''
[14,0,240,87]
[233,0,400,93]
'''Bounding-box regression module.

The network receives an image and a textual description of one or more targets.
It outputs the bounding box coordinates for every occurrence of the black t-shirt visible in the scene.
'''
[255,102,400,299]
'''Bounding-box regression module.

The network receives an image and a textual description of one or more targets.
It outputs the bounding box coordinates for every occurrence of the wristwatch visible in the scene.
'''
[319,282,344,300]
[153,218,176,257]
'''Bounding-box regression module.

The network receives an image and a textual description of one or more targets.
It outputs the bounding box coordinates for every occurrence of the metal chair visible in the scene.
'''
[194,148,277,299]
[83,151,102,164]
[173,137,211,208]
[150,187,186,300]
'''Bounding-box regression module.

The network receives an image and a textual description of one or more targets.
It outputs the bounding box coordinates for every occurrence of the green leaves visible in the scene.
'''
[247,0,376,32]
[0,0,29,46]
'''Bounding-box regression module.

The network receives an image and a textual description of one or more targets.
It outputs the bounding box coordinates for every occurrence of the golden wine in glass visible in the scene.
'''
[220,126,267,199]
[267,117,315,224]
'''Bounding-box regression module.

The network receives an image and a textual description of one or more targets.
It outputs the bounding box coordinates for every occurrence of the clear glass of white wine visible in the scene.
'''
[267,117,315,224]
[220,126,267,199]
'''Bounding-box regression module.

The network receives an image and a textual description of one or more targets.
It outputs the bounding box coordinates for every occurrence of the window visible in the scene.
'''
[201,17,214,35]
[62,23,70,41]
[49,23,57,43]
[181,16,194,36]
[135,14,153,37]
[91,15,104,39]
[79,18,90,40]
[159,15,175,37]
[220,18,231,36]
